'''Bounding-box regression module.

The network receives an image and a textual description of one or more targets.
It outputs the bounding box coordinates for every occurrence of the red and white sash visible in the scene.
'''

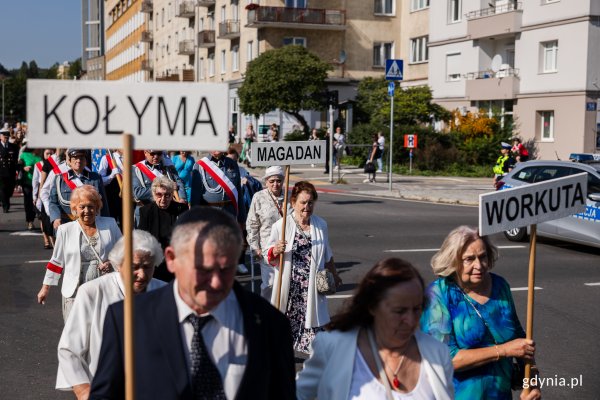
[48,154,68,175]
[35,160,43,172]
[135,161,164,182]
[197,157,238,214]
[61,172,84,190]
[106,152,124,172]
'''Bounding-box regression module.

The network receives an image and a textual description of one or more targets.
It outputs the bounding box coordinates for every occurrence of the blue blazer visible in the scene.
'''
[90,281,296,400]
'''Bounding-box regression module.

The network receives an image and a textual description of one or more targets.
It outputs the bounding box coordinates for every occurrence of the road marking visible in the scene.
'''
[584,282,600,286]
[25,260,48,264]
[9,231,43,236]
[384,245,526,253]
[511,287,542,291]
[326,294,353,299]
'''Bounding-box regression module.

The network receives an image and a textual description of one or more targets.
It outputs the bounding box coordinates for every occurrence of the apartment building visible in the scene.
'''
[82,0,105,73]
[429,0,600,159]
[105,0,152,81]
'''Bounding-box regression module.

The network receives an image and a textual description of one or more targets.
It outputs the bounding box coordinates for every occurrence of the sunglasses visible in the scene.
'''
[147,151,162,156]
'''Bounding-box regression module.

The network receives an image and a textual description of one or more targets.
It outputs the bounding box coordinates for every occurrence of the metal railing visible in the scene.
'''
[141,0,153,13]
[178,39,195,54]
[218,20,240,37]
[248,6,345,26]
[141,30,153,42]
[465,2,522,20]
[177,1,196,18]
[197,30,216,47]
[464,67,519,80]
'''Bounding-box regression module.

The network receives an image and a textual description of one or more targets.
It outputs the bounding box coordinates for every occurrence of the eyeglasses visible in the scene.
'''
[462,254,488,267]
[147,151,162,156]
[154,192,172,199]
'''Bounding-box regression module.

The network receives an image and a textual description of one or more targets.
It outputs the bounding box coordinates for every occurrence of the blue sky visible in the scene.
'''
[0,1,81,70]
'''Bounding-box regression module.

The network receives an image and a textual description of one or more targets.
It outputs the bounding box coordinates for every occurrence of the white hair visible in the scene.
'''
[108,230,164,270]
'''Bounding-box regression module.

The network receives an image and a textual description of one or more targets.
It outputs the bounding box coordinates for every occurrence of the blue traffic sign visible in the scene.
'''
[385,59,404,81]
[388,81,395,97]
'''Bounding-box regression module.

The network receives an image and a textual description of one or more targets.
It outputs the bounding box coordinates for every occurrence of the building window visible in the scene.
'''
[539,111,554,141]
[373,42,393,67]
[541,40,558,73]
[283,37,306,47]
[221,50,227,74]
[247,40,253,62]
[232,45,239,71]
[199,57,205,79]
[285,0,306,8]
[221,5,226,22]
[374,0,394,15]
[411,0,429,11]
[410,36,428,63]
[161,8,165,27]
[446,52,461,81]
[208,53,215,77]
[448,0,461,23]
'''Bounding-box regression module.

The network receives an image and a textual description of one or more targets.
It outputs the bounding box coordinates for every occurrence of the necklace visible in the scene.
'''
[384,352,406,389]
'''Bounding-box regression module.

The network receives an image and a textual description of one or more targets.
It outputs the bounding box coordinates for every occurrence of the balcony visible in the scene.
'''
[465,67,520,101]
[141,59,153,71]
[198,0,215,7]
[141,0,152,13]
[466,2,522,40]
[197,30,216,48]
[178,39,195,55]
[182,69,195,82]
[141,30,153,42]
[218,20,240,39]
[176,1,196,18]
[247,7,346,31]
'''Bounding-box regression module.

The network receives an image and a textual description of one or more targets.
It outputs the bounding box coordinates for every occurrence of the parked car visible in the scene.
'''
[496,156,600,248]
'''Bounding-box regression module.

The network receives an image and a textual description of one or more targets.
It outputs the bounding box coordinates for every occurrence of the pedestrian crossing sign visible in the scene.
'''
[385,59,404,81]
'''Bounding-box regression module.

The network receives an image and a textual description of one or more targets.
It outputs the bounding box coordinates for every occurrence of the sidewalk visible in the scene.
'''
[245,163,494,206]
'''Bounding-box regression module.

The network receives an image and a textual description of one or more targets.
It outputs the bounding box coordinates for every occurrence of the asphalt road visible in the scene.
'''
[1,190,598,399]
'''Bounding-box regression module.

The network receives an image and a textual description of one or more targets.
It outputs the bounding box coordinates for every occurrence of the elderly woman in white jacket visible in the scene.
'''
[296,258,454,400]
[37,185,122,322]
[267,181,342,353]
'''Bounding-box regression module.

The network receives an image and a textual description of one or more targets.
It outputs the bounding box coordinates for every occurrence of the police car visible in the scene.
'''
[495,155,600,248]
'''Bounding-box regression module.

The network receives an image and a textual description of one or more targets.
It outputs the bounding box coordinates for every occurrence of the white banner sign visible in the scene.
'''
[251,141,326,167]
[479,173,587,236]
[27,79,229,151]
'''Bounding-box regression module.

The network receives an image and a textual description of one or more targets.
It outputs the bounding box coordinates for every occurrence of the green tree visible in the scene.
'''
[69,58,82,79]
[28,60,39,78]
[238,45,332,135]
[354,77,450,126]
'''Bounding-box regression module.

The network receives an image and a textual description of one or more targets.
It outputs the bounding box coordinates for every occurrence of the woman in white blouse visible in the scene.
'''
[296,258,454,400]
[36,185,122,322]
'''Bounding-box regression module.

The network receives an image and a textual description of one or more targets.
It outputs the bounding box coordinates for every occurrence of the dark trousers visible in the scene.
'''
[0,176,16,211]
[22,183,36,222]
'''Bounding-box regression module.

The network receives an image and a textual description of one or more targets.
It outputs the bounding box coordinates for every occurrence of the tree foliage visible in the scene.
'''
[354,77,451,126]
[238,45,332,134]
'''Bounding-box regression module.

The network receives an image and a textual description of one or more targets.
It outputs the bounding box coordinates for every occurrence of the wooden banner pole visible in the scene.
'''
[122,134,135,400]
[106,149,123,192]
[275,165,291,310]
[523,223,537,394]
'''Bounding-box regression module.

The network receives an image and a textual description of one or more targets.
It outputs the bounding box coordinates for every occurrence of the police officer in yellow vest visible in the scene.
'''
[492,142,516,188]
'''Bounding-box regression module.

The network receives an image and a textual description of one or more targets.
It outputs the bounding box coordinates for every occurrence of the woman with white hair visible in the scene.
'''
[137,176,188,281]
[37,185,122,322]
[246,166,289,299]
[55,230,166,400]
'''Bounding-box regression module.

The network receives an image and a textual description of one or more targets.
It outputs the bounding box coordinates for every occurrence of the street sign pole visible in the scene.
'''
[329,104,334,183]
[388,89,394,191]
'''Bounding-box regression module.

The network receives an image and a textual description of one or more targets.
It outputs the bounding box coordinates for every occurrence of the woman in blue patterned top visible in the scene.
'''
[420,226,541,400]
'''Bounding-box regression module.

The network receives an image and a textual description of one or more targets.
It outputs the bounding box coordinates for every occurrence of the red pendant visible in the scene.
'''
[392,377,400,389]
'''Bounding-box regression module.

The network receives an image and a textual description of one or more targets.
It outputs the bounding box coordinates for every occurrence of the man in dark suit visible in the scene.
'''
[0,128,19,213]
[90,207,296,400]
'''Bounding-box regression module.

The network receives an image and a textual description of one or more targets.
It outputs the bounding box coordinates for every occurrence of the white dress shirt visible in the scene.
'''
[173,280,247,400]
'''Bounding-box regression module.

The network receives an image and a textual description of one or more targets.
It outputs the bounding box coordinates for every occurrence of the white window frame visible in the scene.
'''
[221,50,227,74]
[541,40,558,73]
[247,40,254,62]
[221,5,226,22]
[199,57,205,80]
[411,0,429,12]
[374,0,395,15]
[283,37,306,47]
[373,42,393,68]
[410,36,428,63]
[448,0,461,23]
[446,52,461,81]
[540,111,554,141]
[285,0,306,8]
[208,53,215,77]
[232,45,239,71]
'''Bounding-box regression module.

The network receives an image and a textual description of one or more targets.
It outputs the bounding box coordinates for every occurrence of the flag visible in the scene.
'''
[91,149,107,172]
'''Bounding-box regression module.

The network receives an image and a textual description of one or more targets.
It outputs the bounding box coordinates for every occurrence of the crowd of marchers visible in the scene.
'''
[1,121,541,400]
